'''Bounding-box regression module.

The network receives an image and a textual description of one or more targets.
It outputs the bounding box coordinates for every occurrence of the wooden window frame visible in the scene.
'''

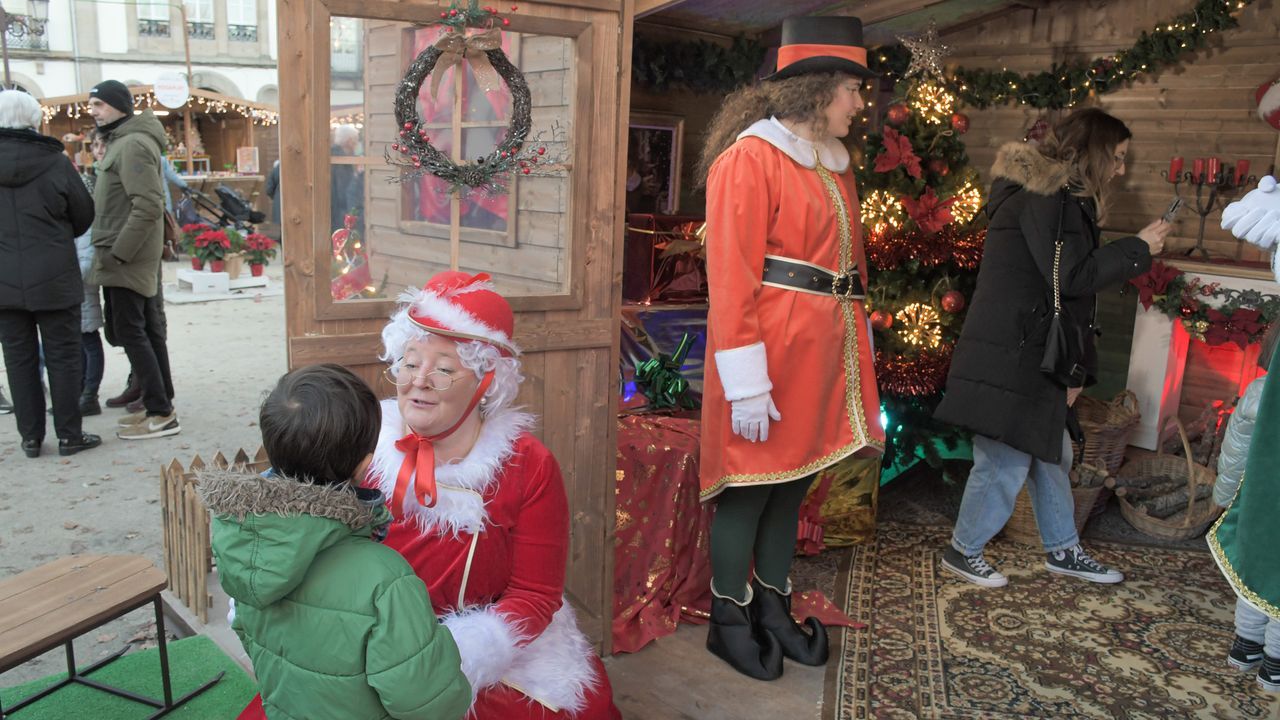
[312,0,593,321]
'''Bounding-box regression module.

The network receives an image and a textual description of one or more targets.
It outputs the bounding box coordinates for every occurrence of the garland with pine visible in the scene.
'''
[631,35,767,95]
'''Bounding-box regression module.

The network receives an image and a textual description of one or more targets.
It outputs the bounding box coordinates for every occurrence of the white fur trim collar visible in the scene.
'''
[368,398,536,536]
[738,117,850,172]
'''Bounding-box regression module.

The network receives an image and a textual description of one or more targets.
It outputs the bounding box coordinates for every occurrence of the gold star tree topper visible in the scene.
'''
[899,20,951,79]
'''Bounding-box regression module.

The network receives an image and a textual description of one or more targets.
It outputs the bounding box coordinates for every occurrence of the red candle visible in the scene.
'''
[1207,157,1221,183]
[1168,156,1183,182]
[1235,159,1251,185]
[1192,158,1205,182]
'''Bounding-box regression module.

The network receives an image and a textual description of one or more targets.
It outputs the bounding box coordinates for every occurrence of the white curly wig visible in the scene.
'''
[380,304,523,417]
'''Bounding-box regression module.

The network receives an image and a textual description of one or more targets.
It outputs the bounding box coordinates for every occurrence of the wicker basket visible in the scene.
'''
[1002,463,1114,546]
[1116,418,1221,542]
[1072,390,1140,475]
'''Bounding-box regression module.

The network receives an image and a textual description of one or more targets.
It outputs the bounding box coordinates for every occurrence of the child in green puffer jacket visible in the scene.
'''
[199,363,471,720]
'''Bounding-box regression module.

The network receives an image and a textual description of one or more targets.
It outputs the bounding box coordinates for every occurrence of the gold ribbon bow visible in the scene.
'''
[430,28,503,99]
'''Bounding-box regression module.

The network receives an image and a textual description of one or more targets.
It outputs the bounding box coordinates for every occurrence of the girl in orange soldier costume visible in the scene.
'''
[696,16,885,681]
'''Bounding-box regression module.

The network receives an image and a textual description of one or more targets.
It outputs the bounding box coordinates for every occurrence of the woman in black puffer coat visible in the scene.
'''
[0,90,99,458]
[934,109,1168,588]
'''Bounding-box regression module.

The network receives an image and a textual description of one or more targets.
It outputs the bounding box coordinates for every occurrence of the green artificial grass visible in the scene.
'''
[1,636,257,719]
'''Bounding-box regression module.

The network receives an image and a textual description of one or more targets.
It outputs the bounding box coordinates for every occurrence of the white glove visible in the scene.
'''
[1221,176,1280,250]
[730,392,781,443]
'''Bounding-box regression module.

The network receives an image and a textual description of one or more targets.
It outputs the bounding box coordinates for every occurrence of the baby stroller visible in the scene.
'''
[176,184,266,233]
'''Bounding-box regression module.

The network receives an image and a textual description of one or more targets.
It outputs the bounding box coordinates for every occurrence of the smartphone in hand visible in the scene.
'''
[1162,197,1184,223]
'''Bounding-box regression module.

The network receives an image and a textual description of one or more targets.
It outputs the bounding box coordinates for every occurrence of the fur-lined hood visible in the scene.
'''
[198,468,393,607]
[990,141,1071,196]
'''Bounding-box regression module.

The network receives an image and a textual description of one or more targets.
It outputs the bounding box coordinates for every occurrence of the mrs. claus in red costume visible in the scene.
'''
[367,270,619,719]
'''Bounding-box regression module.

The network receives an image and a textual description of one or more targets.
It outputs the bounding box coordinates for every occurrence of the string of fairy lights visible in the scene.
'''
[40,89,279,126]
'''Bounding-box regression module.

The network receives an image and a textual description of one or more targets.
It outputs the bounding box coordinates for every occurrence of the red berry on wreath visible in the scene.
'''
[449,9,458,16]
[502,18,510,26]
[392,143,399,151]
[950,112,970,134]
[870,310,893,331]
[537,146,546,155]
[885,103,910,126]
[511,5,518,10]
[440,11,446,18]
[403,121,412,130]
[522,167,531,174]
[941,290,966,313]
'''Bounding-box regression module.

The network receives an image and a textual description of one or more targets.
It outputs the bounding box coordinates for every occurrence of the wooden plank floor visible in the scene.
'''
[604,621,829,720]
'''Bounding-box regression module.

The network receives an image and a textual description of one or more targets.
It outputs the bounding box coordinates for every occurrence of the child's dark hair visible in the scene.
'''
[259,364,380,485]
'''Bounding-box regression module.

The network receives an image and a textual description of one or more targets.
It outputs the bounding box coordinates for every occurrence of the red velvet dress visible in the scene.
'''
[367,400,620,720]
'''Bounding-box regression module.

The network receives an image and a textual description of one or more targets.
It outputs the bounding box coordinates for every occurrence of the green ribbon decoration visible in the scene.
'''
[635,332,698,410]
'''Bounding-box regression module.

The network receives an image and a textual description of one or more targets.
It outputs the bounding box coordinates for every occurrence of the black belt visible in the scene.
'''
[761,255,865,300]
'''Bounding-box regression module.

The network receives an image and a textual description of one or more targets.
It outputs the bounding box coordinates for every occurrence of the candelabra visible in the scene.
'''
[1162,156,1257,261]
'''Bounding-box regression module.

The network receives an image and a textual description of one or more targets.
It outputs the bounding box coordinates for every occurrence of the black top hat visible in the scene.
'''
[765,16,878,81]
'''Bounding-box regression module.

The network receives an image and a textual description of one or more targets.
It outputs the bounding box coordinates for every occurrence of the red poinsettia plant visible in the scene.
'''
[180,223,213,254]
[243,233,277,265]
[192,229,232,263]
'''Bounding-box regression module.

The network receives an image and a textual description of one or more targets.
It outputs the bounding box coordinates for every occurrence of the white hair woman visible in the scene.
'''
[368,271,620,720]
[0,90,99,458]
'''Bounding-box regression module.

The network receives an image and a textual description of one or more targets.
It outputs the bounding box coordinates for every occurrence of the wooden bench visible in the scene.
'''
[0,555,223,718]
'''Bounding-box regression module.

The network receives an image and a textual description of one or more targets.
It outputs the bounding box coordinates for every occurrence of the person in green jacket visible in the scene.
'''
[199,363,472,720]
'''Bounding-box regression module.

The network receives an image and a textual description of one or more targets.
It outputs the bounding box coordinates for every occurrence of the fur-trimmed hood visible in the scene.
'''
[987,141,1072,221]
[198,468,393,606]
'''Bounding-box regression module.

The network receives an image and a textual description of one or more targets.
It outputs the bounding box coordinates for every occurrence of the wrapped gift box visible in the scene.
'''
[623,214,708,304]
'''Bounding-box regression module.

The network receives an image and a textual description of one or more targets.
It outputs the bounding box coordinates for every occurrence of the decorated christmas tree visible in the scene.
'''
[858,25,986,476]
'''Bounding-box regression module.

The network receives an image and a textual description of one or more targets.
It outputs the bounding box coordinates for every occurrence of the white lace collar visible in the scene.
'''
[368,398,536,537]
[737,117,850,172]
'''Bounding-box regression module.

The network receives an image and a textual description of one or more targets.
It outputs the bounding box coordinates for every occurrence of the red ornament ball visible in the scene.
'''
[941,290,966,313]
[391,143,399,151]
[449,8,458,16]
[950,112,970,134]
[522,167,531,174]
[928,158,950,177]
[403,121,413,130]
[537,146,546,155]
[870,310,893,331]
[885,104,910,126]
[1180,303,1197,318]
[502,18,510,26]
[440,11,447,18]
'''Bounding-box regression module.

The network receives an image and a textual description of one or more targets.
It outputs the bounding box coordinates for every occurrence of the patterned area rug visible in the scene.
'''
[823,522,1280,719]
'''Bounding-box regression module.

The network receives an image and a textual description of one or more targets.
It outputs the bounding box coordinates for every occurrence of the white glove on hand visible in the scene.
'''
[730,392,781,443]
[1221,176,1280,250]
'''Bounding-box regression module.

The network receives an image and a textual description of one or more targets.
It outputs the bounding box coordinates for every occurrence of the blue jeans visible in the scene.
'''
[82,331,104,396]
[952,430,1079,555]
[1237,599,1280,657]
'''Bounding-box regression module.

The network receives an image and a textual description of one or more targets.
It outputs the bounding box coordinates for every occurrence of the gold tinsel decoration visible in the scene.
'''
[949,179,983,225]
[896,302,943,348]
[909,82,956,125]
[860,189,906,237]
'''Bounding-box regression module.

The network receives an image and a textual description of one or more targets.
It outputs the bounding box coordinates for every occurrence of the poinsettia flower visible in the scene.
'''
[1203,307,1264,349]
[901,186,955,235]
[1127,261,1182,310]
[874,127,923,179]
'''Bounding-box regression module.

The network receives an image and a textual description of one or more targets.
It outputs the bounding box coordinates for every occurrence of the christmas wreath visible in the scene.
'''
[386,1,547,193]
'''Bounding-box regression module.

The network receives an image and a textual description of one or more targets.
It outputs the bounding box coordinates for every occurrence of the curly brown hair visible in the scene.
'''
[1036,108,1132,224]
[696,73,846,186]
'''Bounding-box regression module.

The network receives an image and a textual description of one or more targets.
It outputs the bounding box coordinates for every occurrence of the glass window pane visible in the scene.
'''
[228,0,256,26]
[183,0,213,23]
[328,18,573,302]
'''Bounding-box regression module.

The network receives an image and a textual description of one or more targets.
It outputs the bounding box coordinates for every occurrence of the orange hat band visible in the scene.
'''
[776,44,868,72]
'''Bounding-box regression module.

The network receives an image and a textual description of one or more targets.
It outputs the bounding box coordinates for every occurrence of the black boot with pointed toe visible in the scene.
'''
[706,588,784,681]
[751,577,829,666]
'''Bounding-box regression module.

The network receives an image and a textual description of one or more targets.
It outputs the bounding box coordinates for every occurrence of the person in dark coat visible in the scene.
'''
[0,89,101,458]
[934,108,1169,587]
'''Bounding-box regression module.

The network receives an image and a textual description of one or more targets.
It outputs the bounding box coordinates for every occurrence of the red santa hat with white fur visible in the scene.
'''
[404,271,520,357]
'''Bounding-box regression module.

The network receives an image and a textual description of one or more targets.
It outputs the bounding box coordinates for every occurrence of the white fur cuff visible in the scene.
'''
[442,606,524,693]
[715,342,772,401]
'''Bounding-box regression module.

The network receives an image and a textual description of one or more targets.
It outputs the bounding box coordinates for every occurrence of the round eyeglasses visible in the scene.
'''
[383,365,459,391]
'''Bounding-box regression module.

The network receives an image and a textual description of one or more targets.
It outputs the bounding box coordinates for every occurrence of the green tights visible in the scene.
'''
[709,474,816,603]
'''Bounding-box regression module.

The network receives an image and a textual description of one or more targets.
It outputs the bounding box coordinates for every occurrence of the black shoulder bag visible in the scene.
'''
[1040,191,1087,388]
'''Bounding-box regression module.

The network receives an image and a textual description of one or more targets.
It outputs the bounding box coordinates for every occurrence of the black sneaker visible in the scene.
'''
[1045,545,1123,583]
[59,433,102,456]
[1260,655,1280,693]
[1229,635,1264,671]
[941,546,1008,588]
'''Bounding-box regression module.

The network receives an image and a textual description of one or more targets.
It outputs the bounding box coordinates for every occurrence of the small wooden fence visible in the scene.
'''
[160,447,268,623]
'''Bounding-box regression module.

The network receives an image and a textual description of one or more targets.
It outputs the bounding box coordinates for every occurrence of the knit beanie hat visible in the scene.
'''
[89,80,134,115]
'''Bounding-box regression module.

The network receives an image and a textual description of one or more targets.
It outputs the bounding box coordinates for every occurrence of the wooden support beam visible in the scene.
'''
[635,0,686,19]
[829,0,952,26]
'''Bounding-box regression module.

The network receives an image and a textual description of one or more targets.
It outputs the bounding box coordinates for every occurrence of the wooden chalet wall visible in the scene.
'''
[945,0,1280,261]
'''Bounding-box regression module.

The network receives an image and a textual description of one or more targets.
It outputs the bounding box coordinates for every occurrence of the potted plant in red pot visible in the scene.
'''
[193,228,232,272]
[181,223,213,269]
[243,233,277,276]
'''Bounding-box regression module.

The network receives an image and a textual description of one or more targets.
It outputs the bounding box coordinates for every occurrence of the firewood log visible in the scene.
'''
[1136,483,1212,519]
